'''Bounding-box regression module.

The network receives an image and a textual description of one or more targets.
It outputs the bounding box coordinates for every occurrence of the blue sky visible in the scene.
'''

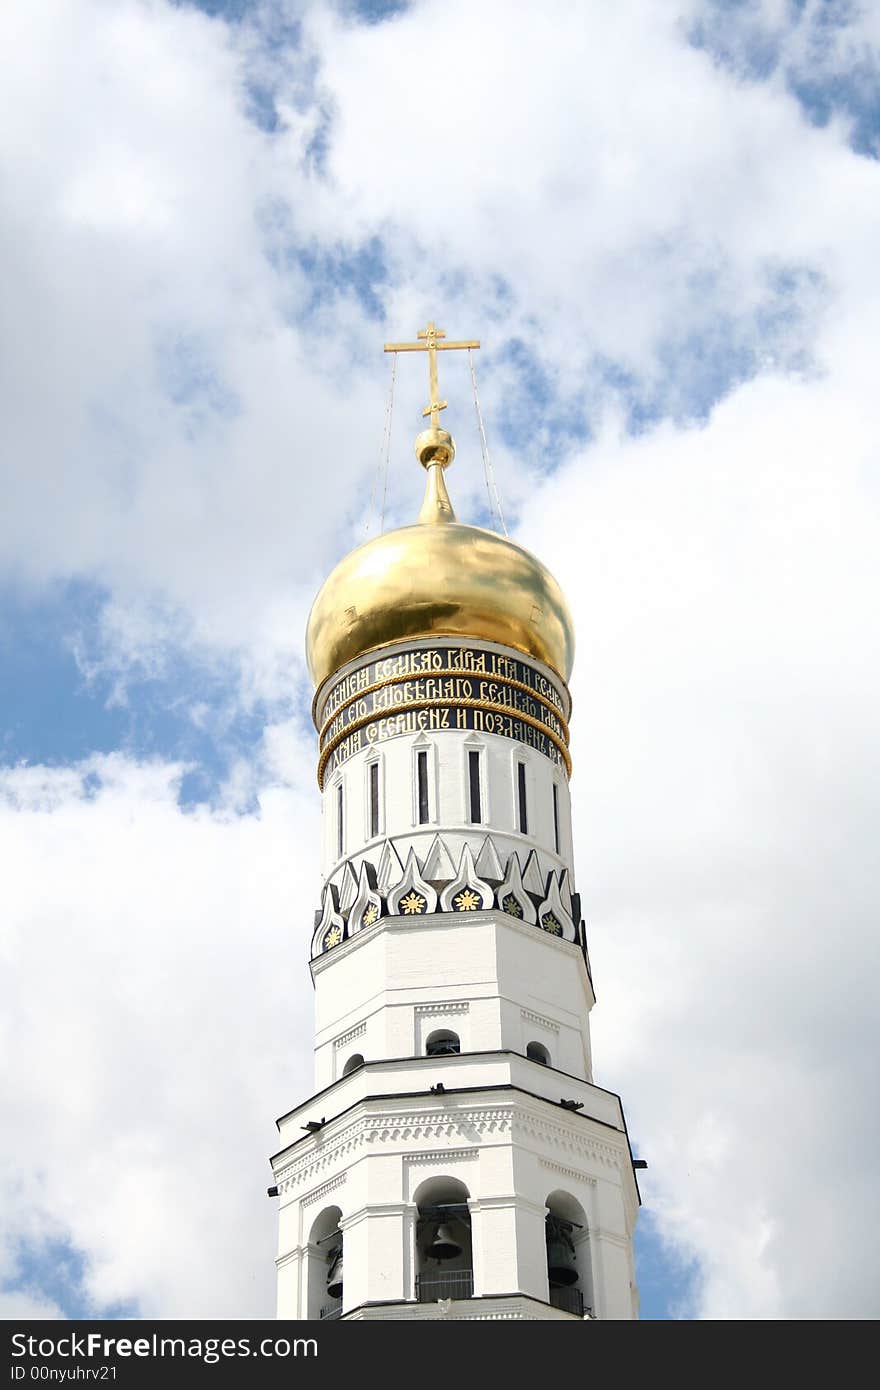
[2,0,879,1321]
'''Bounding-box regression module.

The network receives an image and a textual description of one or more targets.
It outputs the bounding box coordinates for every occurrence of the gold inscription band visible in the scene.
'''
[314,643,571,727]
[317,695,572,788]
[317,667,571,746]
[319,660,567,725]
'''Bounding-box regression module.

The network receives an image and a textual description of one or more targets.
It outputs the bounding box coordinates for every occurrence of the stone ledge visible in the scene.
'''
[340,1293,591,1321]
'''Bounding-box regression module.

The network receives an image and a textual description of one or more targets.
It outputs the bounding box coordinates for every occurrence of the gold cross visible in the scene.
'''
[384,321,480,429]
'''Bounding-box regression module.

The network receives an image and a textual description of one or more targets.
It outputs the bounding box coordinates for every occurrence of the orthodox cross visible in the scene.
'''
[384,321,480,428]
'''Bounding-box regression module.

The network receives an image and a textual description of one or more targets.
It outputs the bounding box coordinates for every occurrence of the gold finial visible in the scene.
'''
[417,454,457,525]
[384,321,480,469]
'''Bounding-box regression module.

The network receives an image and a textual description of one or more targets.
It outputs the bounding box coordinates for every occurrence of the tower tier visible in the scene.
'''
[272,634,639,1320]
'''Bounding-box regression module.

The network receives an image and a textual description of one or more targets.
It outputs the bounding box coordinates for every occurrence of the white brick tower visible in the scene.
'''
[270,324,640,1321]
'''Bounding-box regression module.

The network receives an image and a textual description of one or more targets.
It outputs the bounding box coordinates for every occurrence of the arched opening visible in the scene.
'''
[307,1205,344,1320]
[414,1177,473,1303]
[545,1191,593,1317]
[342,1053,364,1076]
[526,1041,551,1066]
[425,1029,460,1057]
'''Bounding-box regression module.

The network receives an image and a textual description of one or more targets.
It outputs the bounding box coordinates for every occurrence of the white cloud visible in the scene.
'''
[9,0,875,678]
[0,753,318,1317]
[520,368,880,1318]
[0,1292,64,1321]
[1,0,389,669]
[308,0,873,375]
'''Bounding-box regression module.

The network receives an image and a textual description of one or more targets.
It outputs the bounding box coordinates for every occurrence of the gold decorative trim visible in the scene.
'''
[317,696,572,787]
[311,642,573,729]
[318,667,570,743]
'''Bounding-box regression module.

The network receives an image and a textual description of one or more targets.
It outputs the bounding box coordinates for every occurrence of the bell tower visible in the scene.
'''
[270,325,640,1321]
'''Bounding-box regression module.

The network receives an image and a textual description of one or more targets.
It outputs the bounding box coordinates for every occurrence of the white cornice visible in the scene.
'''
[311,907,584,976]
[414,1000,470,1016]
[273,1091,630,1197]
[520,1007,560,1033]
[333,1021,367,1050]
[301,1172,347,1208]
[403,1147,478,1167]
[539,1156,597,1186]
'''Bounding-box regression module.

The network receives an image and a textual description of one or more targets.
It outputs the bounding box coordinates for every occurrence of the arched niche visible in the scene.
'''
[414,1176,473,1304]
[425,1028,460,1057]
[527,1040,551,1066]
[307,1205,344,1320]
[342,1053,364,1076]
[545,1190,593,1317]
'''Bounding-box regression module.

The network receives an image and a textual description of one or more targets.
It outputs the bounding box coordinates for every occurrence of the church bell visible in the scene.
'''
[429,1223,463,1261]
[546,1231,579,1287]
[326,1242,343,1299]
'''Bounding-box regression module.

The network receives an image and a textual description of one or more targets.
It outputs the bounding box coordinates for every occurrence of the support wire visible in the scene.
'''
[468,348,507,536]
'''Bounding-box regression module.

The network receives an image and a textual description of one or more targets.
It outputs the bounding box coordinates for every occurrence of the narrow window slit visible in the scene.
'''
[517,761,528,835]
[468,750,482,824]
[369,761,380,838]
[417,750,429,825]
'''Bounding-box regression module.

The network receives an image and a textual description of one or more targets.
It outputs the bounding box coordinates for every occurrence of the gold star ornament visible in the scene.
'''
[453,887,481,912]
[400,890,427,915]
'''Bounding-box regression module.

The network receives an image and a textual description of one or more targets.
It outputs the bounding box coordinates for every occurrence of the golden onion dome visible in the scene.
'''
[306,426,575,692]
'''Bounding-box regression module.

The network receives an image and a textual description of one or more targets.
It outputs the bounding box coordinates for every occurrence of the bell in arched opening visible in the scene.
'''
[326,1240,343,1299]
[429,1223,464,1261]
[425,1029,460,1057]
[414,1181,474,1303]
[546,1219,579,1287]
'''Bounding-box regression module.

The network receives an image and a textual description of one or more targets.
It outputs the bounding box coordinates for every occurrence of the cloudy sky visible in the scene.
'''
[2,0,878,1321]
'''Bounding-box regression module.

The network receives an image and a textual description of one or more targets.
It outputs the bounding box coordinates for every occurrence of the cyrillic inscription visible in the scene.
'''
[318,644,567,722]
[316,643,571,786]
[321,705,567,781]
